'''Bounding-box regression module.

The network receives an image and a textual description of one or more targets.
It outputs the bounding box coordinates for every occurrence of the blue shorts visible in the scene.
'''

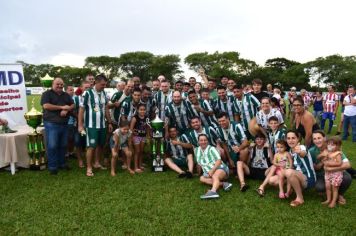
[305,177,316,189]
[322,112,336,121]
[203,164,229,178]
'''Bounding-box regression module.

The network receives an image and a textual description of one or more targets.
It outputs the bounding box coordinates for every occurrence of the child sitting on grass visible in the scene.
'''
[110,120,134,176]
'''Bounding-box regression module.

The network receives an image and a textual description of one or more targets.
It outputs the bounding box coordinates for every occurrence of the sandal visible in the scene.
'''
[86,170,94,177]
[279,192,285,199]
[240,183,249,192]
[135,168,143,173]
[256,188,265,197]
[290,200,303,207]
[94,164,107,170]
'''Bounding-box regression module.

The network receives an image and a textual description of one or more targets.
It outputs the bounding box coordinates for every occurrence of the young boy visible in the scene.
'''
[236,132,273,192]
[110,120,134,176]
[164,126,194,178]
[267,116,287,155]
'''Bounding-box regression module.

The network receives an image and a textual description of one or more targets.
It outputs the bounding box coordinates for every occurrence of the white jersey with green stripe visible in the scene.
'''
[120,97,141,122]
[188,99,218,127]
[268,128,287,154]
[153,90,173,121]
[165,137,188,161]
[110,91,129,124]
[165,100,192,132]
[216,122,247,149]
[234,93,260,131]
[256,108,284,130]
[291,145,316,181]
[182,126,219,148]
[81,88,108,129]
[213,95,236,121]
[194,145,227,174]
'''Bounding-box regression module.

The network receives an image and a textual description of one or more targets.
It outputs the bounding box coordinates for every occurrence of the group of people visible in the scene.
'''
[39,73,354,207]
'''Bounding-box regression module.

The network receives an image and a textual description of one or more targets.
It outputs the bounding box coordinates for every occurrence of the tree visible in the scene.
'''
[184,51,257,82]
[306,54,356,90]
[119,51,155,82]
[149,54,182,82]
[265,57,300,72]
[84,56,121,83]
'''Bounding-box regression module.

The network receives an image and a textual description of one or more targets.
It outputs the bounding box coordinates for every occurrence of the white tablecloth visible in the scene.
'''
[0,125,44,169]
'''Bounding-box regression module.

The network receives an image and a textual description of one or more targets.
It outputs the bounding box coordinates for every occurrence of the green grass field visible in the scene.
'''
[0,95,355,235]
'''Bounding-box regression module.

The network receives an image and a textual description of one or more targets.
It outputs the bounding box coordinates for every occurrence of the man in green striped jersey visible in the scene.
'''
[187,90,218,128]
[213,85,238,122]
[140,86,154,119]
[78,74,113,177]
[153,80,173,121]
[164,126,194,178]
[109,80,134,125]
[73,81,91,168]
[216,112,250,168]
[120,87,142,122]
[233,85,260,138]
[164,90,193,136]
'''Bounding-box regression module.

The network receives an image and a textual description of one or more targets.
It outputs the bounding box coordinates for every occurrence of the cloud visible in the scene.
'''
[50,53,85,67]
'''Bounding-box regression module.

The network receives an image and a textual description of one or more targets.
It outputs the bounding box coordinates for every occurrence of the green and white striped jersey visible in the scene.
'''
[181,126,219,148]
[194,145,227,174]
[212,95,237,121]
[256,108,284,130]
[216,122,247,149]
[120,97,141,122]
[165,137,188,161]
[291,145,316,182]
[110,91,129,124]
[267,127,287,154]
[81,87,108,129]
[234,93,260,131]
[189,99,218,127]
[165,100,193,133]
[153,90,173,120]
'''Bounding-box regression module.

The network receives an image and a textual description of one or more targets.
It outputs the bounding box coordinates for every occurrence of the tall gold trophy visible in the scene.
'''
[24,100,46,170]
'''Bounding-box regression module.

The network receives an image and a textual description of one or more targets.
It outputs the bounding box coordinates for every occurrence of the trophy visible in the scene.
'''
[24,100,46,170]
[41,73,54,88]
[146,114,166,172]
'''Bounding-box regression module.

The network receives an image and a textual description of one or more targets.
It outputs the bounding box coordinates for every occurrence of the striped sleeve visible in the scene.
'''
[209,146,221,162]
[235,123,247,141]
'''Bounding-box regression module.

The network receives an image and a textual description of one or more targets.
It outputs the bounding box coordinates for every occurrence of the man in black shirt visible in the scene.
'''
[251,79,269,102]
[41,78,74,174]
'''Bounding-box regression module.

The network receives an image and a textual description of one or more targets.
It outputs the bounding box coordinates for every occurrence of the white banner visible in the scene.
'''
[0,64,28,128]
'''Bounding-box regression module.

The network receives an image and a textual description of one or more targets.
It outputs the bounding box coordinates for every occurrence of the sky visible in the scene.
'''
[1,0,356,78]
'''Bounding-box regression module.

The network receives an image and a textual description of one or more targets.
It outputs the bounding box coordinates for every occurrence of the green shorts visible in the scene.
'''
[229,151,240,163]
[172,157,187,167]
[86,128,107,148]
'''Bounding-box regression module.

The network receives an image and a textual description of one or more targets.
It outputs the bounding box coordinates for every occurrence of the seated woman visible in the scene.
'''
[283,130,317,207]
[310,130,352,205]
[292,95,319,147]
[237,132,273,192]
[195,134,232,200]
[164,126,194,178]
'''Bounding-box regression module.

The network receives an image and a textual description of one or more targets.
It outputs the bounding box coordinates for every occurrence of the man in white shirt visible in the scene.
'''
[342,85,356,142]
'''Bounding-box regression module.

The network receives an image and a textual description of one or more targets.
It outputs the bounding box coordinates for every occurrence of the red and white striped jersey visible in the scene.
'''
[323,93,339,113]
[302,95,311,108]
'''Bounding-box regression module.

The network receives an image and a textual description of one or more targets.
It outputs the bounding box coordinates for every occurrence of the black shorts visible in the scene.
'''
[249,168,267,180]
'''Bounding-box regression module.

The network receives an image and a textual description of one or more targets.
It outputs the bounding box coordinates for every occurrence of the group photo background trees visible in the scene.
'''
[21,52,356,91]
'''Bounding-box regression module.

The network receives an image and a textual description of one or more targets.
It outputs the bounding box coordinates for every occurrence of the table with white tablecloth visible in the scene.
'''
[0,125,44,174]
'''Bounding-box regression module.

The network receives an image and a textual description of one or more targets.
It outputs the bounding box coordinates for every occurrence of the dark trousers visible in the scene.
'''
[315,171,352,195]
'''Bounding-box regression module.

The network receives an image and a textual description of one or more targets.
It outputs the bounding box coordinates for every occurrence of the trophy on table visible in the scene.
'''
[24,100,46,170]
[146,114,166,172]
